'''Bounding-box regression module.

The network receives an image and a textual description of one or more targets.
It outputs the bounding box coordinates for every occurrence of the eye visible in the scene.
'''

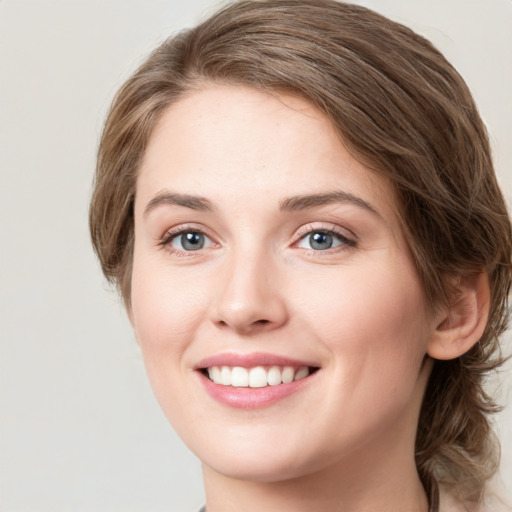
[296,230,352,251]
[161,229,215,253]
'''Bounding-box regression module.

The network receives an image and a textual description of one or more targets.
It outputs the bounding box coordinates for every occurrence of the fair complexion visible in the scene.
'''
[130,84,447,512]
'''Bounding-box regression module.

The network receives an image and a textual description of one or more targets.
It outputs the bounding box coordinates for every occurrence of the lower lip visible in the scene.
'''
[198,371,317,409]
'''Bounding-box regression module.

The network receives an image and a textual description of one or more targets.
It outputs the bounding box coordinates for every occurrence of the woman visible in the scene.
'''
[89,1,512,510]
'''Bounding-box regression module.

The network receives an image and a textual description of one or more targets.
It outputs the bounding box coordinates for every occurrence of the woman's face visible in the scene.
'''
[131,84,436,482]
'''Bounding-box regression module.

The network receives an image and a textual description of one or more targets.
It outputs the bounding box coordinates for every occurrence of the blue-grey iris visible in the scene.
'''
[181,232,205,250]
[310,232,333,250]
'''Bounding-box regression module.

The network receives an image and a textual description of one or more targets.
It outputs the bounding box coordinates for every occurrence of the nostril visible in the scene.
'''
[255,319,270,325]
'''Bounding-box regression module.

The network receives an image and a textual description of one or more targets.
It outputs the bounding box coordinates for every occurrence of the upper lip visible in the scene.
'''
[195,352,319,369]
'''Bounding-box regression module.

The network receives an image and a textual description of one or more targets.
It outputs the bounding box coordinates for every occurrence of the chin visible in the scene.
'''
[189,427,339,484]
[203,453,314,483]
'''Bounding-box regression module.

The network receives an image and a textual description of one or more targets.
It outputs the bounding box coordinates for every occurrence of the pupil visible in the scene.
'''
[182,232,204,250]
[311,232,332,250]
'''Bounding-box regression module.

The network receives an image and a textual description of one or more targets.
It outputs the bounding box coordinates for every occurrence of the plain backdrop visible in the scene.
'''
[1,1,511,510]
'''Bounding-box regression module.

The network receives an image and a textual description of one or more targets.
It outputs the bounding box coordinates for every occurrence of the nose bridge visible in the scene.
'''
[213,240,287,333]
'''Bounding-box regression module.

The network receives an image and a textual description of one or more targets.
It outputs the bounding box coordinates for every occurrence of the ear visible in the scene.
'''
[427,271,490,360]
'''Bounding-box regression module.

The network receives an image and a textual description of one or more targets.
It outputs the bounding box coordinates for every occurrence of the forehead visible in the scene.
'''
[136,84,398,221]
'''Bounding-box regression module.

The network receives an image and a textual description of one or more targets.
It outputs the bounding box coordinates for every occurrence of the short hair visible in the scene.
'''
[89,0,512,501]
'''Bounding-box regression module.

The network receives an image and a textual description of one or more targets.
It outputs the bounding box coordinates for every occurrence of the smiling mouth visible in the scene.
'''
[200,365,319,388]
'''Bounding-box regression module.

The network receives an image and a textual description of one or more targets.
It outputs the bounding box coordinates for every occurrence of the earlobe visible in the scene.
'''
[427,271,490,361]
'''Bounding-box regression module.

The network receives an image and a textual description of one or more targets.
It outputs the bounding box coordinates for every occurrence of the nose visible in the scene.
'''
[211,249,289,335]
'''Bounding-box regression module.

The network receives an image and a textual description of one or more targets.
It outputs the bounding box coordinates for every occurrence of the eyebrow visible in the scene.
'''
[144,189,378,217]
[144,192,215,216]
[279,190,379,215]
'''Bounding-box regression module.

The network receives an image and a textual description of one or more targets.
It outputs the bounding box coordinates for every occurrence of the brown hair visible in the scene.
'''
[89,0,512,502]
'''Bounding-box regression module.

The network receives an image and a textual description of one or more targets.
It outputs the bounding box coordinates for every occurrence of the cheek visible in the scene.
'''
[290,260,431,453]
[129,260,208,427]
[129,255,212,411]
[297,255,430,389]
[300,254,427,333]
[130,256,208,350]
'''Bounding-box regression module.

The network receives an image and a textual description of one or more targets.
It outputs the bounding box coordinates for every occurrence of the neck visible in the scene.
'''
[202,432,429,512]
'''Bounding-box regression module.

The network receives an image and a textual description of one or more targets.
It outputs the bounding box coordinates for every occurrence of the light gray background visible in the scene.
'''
[1,1,511,511]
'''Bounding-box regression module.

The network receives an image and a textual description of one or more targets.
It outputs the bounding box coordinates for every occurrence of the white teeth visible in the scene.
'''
[281,366,295,384]
[231,367,249,387]
[221,366,231,386]
[294,367,309,381]
[209,366,222,384]
[206,365,312,387]
[249,366,267,388]
[267,366,282,386]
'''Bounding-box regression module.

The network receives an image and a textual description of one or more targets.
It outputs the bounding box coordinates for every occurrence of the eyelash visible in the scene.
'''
[293,224,357,254]
[158,223,357,257]
[158,224,214,257]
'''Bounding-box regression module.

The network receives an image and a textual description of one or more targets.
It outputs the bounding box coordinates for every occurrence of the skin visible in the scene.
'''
[130,84,444,511]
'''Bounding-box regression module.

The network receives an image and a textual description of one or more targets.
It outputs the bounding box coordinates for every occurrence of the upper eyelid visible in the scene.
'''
[158,224,216,246]
[293,223,357,243]
[157,222,357,249]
